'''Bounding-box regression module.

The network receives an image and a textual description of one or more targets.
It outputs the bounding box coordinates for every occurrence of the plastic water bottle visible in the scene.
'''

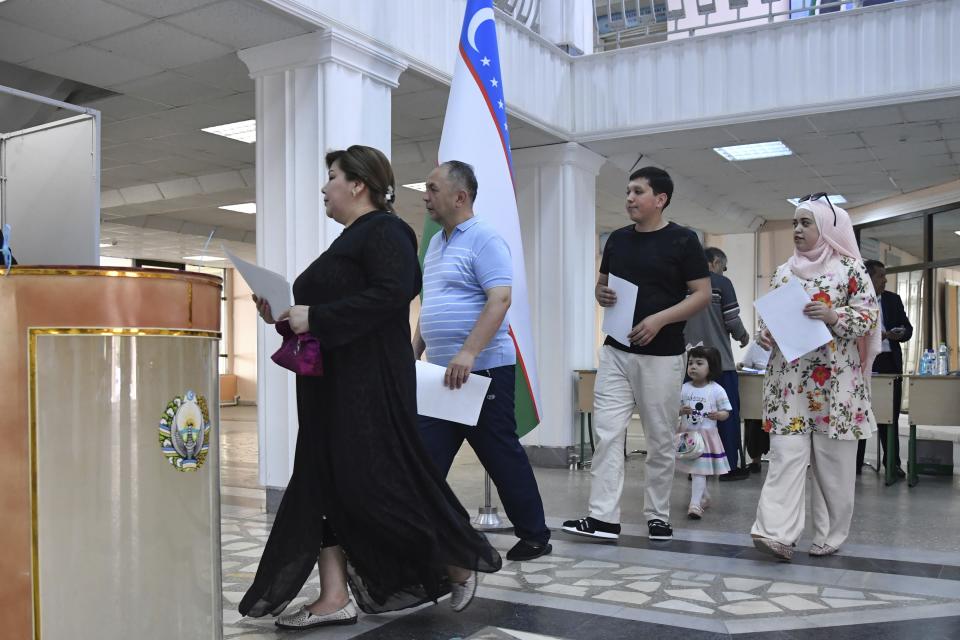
[919,350,932,376]
[938,342,949,376]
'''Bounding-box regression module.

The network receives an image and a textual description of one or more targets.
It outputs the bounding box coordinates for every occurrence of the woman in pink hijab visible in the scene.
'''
[750,195,880,561]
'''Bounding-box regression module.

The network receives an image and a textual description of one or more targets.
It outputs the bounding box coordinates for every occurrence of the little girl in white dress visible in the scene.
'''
[677,346,731,519]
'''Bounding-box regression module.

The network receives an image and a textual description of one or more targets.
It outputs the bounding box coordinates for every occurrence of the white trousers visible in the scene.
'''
[751,432,858,549]
[588,346,685,523]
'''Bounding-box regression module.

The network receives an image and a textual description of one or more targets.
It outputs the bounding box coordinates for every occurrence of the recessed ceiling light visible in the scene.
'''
[787,194,848,206]
[713,141,793,161]
[219,202,256,214]
[955,231,960,237]
[402,182,427,192]
[201,119,256,143]
[182,255,225,262]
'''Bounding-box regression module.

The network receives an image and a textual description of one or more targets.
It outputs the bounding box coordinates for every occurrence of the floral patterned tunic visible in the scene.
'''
[761,255,879,440]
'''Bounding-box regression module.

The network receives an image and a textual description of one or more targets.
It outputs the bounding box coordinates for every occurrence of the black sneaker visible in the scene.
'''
[748,461,762,473]
[648,519,673,541]
[561,516,620,540]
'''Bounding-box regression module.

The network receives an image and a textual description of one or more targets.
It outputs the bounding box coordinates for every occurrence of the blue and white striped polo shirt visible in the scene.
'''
[420,216,516,370]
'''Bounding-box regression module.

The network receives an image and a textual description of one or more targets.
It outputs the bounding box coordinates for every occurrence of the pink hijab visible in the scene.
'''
[787,199,881,374]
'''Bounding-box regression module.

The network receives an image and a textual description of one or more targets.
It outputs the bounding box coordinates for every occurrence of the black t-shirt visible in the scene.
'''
[600,222,709,356]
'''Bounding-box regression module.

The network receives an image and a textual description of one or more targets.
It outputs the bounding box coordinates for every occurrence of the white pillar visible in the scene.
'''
[538,0,596,55]
[238,31,406,506]
[514,142,606,461]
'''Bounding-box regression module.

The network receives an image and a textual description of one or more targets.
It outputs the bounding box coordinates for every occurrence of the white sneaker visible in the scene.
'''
[450,570,478,612]
[275,601,358,629]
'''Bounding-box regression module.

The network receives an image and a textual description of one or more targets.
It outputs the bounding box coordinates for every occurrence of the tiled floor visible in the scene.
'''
[218,407,960,639]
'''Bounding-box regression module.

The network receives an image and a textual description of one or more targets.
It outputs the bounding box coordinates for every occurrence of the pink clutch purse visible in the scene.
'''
[271,320,324,376]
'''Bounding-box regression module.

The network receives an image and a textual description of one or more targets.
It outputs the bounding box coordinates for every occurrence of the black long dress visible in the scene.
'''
[239,211,501,617]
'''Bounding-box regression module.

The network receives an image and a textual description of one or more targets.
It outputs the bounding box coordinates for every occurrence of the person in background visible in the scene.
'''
[750,195,879,561]
[856,259,912,477]
[677,346,731,520]
[684,247,751,481]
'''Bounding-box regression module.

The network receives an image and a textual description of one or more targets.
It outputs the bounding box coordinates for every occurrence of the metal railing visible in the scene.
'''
[495,0,541,32]
[595,0,898,51]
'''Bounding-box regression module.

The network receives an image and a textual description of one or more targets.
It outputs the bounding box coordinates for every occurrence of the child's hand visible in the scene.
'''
[706,411,730,421]
[679,406,692,416]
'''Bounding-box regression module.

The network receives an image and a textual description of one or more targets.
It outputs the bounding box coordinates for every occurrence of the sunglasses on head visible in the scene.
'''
[796,192,837,226]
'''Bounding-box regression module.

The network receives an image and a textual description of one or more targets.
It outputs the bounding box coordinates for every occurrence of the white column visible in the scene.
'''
[538,0,596,55]
[513,142,606,459]
[239,31,406,504]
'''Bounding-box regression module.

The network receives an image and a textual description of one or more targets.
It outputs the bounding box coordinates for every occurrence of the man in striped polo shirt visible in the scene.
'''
[413,160,551,562]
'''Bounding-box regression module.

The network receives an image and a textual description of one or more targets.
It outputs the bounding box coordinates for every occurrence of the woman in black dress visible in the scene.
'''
[240,145,501,629]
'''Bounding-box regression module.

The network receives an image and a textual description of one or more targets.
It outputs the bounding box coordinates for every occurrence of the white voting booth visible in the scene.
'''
[0,84,99,265]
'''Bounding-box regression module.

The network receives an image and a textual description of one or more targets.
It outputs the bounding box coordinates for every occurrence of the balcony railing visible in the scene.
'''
[595,0,903,51]
[495,0,541,32]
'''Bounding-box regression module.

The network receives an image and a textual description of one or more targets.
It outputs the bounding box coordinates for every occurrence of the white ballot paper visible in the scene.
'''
[753,278,833,362]
[415,361,492,426]
[602,274,639,346]
[223,246,293,316]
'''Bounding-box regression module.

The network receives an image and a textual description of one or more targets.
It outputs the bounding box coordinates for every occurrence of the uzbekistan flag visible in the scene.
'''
[420,0,541,435]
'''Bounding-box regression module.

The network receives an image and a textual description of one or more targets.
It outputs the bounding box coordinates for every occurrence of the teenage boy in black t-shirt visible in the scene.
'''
[562,167,710,542]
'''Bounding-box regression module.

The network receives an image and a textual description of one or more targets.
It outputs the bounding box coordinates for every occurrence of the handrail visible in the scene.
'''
[595,0,899,51]
[495,0,541,32]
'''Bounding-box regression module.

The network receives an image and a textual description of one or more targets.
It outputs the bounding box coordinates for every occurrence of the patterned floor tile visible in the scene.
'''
[537,583,588,597]
[664,588,715,604]
[822,598,885,608]
[770,595,828,611]
[718,600,782,615]
[821,587,865,599]
[722,591,759,602]
[767,582,819,595]
[593,589,652,606]
[723,578,769,591]
[653,599,714,614]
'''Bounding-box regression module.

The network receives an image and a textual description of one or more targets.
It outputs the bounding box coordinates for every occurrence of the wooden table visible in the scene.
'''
[575,369,597,468]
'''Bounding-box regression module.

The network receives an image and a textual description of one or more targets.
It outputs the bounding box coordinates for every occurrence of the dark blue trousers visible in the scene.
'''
[716,370,742,470]
[417,365,550,545]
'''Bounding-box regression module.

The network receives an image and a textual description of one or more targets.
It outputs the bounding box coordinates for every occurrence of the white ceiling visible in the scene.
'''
[585,97,960,234]
[1,0,958,264]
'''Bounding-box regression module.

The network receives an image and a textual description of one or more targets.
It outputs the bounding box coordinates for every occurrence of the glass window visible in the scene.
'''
[186,264,228,374]
[934,266,960,374]
[931,207,960,263]
[859,217,925,268]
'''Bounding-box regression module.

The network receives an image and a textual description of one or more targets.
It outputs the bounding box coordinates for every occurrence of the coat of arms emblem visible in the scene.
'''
[158,390,211,471]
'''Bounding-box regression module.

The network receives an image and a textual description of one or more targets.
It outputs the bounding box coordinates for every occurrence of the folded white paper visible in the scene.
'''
[223,246,293,317]
[415,360,492,426]
[602,274,639,346]
[753,278,833,362]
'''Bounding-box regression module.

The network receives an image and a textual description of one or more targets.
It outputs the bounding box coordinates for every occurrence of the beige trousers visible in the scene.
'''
[588,346,685,523]
[751,432,858,549]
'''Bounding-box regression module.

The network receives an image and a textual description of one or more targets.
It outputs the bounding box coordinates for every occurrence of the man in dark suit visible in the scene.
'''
[857,259,912,476]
